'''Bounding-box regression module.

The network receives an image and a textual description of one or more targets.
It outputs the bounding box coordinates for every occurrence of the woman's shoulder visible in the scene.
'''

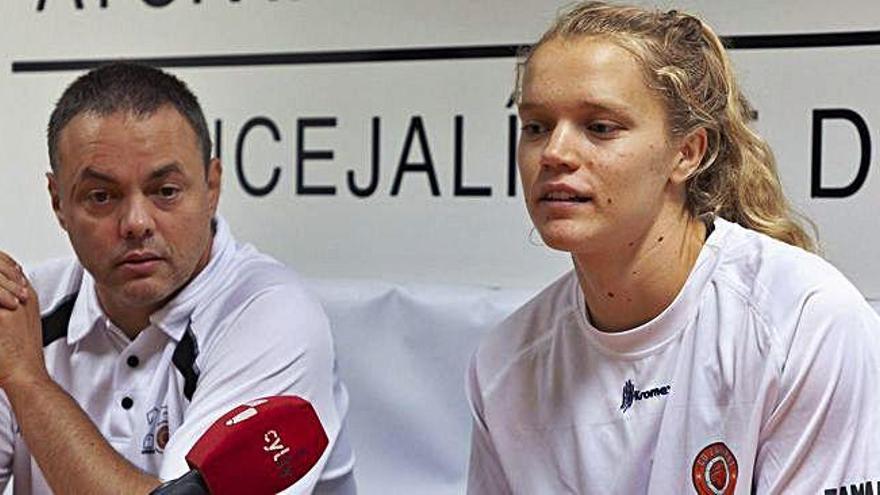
[711,218,877,347]
[712,219,860,304]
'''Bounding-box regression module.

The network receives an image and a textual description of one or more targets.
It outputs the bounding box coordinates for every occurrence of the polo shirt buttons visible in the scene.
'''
[121,397,134,410]
[127,355,140,368]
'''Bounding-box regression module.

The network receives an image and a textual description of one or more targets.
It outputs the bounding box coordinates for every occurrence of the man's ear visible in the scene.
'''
[670,127,708,184]
[206,158,222,214]
[47,172,68,232]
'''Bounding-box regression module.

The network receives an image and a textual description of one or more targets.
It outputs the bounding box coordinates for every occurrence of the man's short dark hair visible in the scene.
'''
[47,62,211,171]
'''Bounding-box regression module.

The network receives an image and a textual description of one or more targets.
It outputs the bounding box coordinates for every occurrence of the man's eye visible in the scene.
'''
[158,186,181,199]
[87,191,111,204]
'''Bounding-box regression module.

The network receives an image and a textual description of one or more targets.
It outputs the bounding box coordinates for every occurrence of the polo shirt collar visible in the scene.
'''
[65,216,236,345]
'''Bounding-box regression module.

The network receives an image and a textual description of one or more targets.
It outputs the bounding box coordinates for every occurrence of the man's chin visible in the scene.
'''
[108,279,178,310]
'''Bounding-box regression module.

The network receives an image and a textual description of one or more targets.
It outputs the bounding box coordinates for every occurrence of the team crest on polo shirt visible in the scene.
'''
[142,405,170,455]
[692,442,738,495]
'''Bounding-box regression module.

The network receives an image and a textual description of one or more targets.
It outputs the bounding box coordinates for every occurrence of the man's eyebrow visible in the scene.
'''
[148,163,184,181]
[77,167,117,184]
[76,163,185,184]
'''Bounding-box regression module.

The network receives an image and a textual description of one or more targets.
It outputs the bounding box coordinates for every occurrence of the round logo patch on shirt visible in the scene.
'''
[155,423,170,452]
[692,442,738,495]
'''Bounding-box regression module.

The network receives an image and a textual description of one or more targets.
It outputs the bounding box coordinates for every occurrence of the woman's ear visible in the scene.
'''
[671,127,708,184]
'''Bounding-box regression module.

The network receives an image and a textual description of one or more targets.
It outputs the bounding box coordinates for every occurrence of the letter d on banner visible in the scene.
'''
[811,108,871,198]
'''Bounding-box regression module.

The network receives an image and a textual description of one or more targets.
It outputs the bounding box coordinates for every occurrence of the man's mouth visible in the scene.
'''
[119,252,162,265]
[116,252,165,275]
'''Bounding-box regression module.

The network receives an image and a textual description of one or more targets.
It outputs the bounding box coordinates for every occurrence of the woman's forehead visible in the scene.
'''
[520,37,663,115]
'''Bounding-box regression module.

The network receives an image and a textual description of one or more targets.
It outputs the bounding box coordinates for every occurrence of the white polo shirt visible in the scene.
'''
[0,217,355,494]
[468,217,880,494]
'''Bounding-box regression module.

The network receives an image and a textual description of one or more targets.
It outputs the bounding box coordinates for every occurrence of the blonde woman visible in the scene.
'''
[467,2,880,493]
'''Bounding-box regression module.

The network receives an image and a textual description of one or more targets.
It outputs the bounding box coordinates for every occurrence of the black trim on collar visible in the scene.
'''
[41,293,78,347]
[172,325,200,401]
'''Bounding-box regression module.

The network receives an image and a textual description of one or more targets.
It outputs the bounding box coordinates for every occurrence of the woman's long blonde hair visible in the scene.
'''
[518,1,816,251]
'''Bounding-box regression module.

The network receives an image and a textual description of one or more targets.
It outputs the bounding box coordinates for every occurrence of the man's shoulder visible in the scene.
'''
[191,243,328,342]
[187,247,334,382]
[208,243,316,311]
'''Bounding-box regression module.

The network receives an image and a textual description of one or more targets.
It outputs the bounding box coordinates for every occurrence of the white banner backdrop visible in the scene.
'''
[2,0,880,294]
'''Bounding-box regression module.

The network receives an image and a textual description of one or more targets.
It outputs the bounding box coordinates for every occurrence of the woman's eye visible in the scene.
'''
[520,122,547,136]
[587,122,621,136]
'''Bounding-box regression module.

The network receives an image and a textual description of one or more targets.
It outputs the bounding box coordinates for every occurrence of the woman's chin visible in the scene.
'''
[535,229,592,253]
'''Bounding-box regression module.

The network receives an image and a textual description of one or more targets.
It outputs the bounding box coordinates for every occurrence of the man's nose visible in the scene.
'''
[119,195,155,241]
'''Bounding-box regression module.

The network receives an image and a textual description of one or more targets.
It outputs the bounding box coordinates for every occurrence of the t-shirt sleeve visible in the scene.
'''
[157,284,347,493]
[466,354,512,495]
[753,288,880,493]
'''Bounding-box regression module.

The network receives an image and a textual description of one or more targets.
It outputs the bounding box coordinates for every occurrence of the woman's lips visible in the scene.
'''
[537,182,593,203]
[540,191,591,203]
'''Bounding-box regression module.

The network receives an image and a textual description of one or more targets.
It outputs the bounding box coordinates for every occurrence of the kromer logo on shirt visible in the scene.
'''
[619,379,671,413]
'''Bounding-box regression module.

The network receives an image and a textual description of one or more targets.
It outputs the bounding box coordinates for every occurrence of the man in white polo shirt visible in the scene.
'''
[0,63,355,494]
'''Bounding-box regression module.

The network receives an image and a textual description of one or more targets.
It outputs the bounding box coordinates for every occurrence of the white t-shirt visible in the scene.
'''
[467,217,880,494]
[0,217,355,494]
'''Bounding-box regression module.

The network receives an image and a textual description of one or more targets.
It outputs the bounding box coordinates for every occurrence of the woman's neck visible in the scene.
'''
[573,210,707,333]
